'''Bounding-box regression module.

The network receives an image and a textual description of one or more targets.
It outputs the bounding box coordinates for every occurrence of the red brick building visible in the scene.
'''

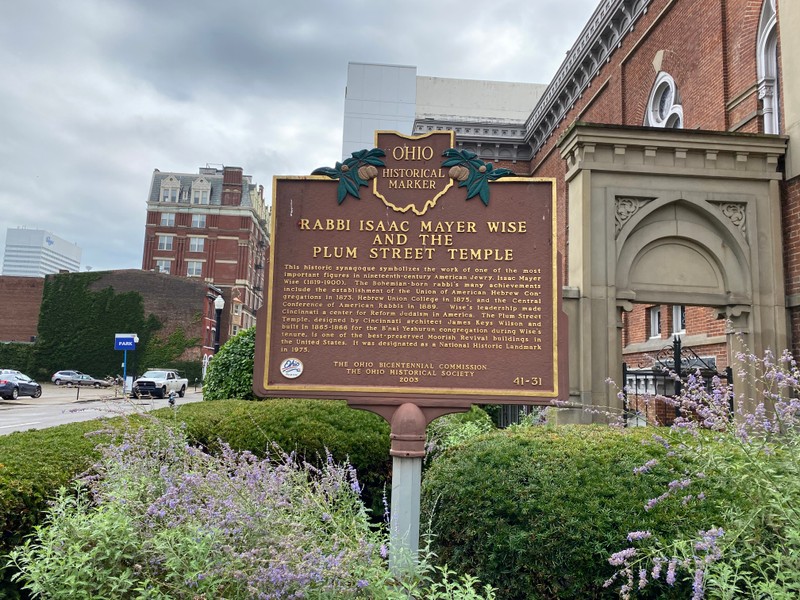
[411,0,795,411]
[141,166,270,360]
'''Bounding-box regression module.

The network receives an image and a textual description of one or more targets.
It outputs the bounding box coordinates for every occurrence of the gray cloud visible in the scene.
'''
[0,0,598,271]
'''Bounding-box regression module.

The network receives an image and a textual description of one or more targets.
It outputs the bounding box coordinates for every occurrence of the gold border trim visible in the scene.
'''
[262,175,561,400]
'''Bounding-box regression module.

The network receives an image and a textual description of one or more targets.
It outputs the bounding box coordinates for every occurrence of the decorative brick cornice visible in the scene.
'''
[525,0,652,155]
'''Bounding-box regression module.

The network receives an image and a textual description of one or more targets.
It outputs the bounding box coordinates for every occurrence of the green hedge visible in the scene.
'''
[201,327,256,400]
[172,399,391,514]
[421,425,741,600]
[0,343,33,373]
[0,420,105,598]
[0,400,391,597]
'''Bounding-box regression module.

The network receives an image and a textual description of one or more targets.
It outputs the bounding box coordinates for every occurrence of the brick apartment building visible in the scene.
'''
[382,0,795,412]
[141,166,270,360]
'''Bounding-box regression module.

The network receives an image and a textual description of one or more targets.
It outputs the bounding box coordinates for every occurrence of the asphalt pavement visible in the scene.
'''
[2,382,205,405]
[0,383,205,434]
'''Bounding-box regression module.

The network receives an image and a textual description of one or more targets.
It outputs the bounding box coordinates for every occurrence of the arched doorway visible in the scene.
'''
[559,124,787,419]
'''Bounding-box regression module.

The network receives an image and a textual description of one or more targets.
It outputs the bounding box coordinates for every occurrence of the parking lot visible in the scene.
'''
[9,382,204,406]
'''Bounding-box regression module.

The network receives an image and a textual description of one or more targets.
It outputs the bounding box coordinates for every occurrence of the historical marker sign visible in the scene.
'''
[254,130,567,406]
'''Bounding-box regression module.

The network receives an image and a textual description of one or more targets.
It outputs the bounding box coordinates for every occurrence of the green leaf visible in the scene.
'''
[311,167,339,179]
[466,178,484,200]
[488,167,515,180]
[342,175,361,198]
[442,158,463,167]
[336,181,348,204]
[479,183,490,206]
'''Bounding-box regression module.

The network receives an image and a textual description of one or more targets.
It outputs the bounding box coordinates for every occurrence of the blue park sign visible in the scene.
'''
[114,333,138,351]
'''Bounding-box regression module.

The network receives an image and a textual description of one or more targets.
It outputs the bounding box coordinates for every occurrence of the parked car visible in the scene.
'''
[71,374,113,388]
[51,370,85,385]
[132,369,188,399]
[0,372,42,400]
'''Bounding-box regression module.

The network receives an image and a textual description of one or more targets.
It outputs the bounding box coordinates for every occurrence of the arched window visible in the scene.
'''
[757,0,779,134]
[645,72,683,129]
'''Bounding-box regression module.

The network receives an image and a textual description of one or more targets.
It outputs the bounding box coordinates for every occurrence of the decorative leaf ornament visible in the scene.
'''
[441,148,514,206]
[311,148,386,204]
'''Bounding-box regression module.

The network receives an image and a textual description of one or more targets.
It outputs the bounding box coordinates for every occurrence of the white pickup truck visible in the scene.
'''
[131,369,188,399]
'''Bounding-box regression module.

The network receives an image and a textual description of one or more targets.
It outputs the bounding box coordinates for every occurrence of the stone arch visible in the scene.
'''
[558,124,787,418]
[616,198,751,307]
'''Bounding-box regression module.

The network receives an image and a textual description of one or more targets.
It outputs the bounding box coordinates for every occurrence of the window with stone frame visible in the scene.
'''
[672,305,686,335]
[648,306,662,339]
[187,261,203,277]
[192,178,211,205]
[645,72,683,129]
[189,237,205,252]
[155,259,171,274]
[157,235,173,251]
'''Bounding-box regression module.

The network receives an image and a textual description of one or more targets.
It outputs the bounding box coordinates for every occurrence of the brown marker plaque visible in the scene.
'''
[254,131,567,407]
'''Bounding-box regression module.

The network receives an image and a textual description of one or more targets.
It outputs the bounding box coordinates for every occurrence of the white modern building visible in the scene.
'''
[1,228,82,277]
[342,62,547,162]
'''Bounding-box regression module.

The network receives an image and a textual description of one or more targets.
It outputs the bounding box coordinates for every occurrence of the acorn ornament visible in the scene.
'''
[448,165,470,181]
[358,164,379,180]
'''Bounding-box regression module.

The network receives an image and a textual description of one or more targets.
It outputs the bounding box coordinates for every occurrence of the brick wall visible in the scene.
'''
[785,175,800,356]
[0,276,44,342]
[523,0,784,363]
[88,270,214,360]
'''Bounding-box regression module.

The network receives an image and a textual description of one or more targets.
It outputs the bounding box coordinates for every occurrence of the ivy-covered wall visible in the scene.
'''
[27,271,203,380]
[0,342,34,372]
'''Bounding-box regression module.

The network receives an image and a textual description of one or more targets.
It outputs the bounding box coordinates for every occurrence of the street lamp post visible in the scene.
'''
[213,295,225,354]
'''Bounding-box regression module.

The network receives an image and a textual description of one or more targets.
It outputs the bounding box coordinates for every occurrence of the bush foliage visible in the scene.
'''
[0,343,33,373]
[202,326,256,400]
[421,425,741,600]
[0,399,391,596]
[8,423,495,599]
[0,420,106,596]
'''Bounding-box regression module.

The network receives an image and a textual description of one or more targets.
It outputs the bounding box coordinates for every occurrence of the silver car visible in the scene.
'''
[51,370,85,385]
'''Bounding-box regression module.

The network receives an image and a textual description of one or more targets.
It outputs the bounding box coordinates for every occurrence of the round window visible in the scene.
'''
[646,72,683,129]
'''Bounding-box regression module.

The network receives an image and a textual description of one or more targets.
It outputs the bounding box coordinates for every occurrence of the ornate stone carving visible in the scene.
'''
[715,202,747,235]
[615,196,652,237]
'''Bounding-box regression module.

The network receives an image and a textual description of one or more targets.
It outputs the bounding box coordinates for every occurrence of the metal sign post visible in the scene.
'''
[114,333,139,394]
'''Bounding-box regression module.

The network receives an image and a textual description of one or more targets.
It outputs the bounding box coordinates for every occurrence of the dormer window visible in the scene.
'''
[160,176,180,203]
[645,73,683,129]
[192,177,212,205]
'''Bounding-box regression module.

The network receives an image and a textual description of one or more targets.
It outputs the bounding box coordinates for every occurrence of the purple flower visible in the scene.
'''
[609,547,636,566]
[633,459,658,475]
[692,567,705,600]
[666,559,677,585]
[626,531,652,542]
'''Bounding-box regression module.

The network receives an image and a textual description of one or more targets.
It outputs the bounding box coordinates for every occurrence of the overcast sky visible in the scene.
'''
[0,0,599,272]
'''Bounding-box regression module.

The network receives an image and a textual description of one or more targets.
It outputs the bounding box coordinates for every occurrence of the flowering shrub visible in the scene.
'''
[421,424,730,599]
[605,348,800,599]
[8,422,495,599]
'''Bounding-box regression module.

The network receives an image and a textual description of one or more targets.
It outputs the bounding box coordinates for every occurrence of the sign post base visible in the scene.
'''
[389,455,423,574]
